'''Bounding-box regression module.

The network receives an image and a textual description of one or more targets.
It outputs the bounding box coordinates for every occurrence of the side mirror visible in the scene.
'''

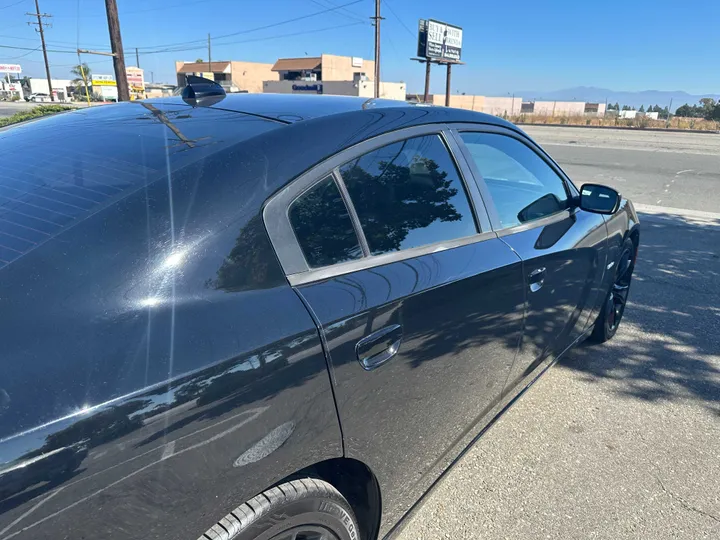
[579,183,621,214]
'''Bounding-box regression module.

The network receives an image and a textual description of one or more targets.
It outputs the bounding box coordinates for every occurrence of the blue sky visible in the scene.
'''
[2,0,718,95]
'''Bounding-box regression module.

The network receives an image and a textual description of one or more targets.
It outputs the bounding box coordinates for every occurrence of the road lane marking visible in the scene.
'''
[635,204,720,220]
[160,440,175,460]
[676,169,694,175]
[0,487,65,536]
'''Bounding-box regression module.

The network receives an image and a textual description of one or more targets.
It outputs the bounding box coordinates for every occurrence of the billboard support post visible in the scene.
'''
[424,60,431,103]
[445,63,452,107]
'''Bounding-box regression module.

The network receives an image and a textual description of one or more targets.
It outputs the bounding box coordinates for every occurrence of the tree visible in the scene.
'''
[195,58,203,62]
[70,63,92,84]
[674,104,694,117]
[614,102,620,110]
[699,98,717,120]
[639,104,645,112]
[622,105,632,111]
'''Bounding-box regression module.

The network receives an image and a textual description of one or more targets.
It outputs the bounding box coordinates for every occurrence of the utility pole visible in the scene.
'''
[372,0,382,98]
[208,34,212,74]
[135,47,140,68]
[27,0,54,101]
[104,0,130,101]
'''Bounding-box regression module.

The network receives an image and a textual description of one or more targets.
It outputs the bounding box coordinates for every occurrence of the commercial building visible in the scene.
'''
[23,78,73,102]
[175,60,276,93]
[416,94,607,117]
[263,76,405,101]
[145,83,175,99]
[262,54,404,101]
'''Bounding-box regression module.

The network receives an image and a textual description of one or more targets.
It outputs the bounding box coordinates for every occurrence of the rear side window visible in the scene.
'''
[339,134,477,256]
[459,132,569,229]
[289,176,362,268]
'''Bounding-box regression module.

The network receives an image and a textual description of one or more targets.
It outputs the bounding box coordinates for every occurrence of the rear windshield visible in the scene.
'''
[0,102,281,269]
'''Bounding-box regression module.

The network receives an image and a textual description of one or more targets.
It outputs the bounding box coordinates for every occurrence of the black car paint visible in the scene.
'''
[0,95,639,539]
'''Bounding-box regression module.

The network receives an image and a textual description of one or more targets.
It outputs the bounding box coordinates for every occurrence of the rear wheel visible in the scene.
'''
[590,237,635,343]
[198,478,359,540]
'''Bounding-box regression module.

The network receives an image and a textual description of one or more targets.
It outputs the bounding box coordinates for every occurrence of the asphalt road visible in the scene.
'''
[397,127,720,539]
[0,102,35,118]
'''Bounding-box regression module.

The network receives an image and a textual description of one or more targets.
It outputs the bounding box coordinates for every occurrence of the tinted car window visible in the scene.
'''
[289,176,363,268]
[339,135,477,256]
[460,132,569,229]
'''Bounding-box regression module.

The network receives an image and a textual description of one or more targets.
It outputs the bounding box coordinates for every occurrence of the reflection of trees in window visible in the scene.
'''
[341,136,475,255]
[207,214,286,292]
[289,177,362,268]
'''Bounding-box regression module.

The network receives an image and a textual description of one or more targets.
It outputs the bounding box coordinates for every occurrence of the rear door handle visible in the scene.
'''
[356,324,403,370]
[529,267,546,293]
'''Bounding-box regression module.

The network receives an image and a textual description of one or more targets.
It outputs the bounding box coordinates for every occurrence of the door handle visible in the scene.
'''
[356,324,403,371]
[529,267,546,293]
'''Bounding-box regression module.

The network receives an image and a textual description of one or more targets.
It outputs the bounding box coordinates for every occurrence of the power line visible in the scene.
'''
[307,0,368,23]
[4,45,39,59]
[383,0,414,38]
[0,0,27,10]
[133,0,364,51]
[138,21,366,55]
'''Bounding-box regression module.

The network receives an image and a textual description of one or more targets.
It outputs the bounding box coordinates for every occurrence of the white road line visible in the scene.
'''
[160,440,175,460]
[0,487,65,536]
[676,169,694,175]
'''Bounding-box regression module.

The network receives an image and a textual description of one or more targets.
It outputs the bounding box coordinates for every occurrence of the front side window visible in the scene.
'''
[339,135,477,256]
[460,132,569,229]
[289,176,362,268]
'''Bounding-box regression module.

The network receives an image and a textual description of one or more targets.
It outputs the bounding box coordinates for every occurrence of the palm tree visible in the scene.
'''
[70,63,92,101]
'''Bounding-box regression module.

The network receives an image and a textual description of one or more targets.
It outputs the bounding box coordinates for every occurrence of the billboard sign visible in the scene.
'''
[0,64,22,74]
[417,19,463,62]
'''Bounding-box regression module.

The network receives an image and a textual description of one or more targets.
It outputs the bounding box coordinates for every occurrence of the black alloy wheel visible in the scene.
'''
[590,237,636,343]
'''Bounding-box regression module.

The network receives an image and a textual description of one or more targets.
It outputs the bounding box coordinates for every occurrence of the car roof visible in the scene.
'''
[145,93,517,128]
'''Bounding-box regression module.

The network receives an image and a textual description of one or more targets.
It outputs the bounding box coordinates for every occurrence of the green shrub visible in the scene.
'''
[0,104,74,128]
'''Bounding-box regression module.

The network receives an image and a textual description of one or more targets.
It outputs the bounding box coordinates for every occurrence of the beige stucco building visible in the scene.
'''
[175,60,277,93]
[418,94,607,117]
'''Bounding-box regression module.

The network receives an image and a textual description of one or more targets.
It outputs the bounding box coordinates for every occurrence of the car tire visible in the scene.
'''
[589,237,636,343]
[197,478,360,540]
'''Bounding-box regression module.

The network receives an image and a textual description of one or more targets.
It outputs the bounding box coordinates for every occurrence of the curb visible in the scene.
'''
[515,123,719,135]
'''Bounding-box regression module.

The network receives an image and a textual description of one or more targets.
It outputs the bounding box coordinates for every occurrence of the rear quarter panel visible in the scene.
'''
[0,143,341,540]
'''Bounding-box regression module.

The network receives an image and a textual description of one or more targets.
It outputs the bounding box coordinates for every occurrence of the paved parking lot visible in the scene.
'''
[397,127,720,539]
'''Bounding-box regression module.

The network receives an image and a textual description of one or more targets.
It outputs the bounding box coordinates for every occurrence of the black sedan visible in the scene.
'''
[0,90,638,540]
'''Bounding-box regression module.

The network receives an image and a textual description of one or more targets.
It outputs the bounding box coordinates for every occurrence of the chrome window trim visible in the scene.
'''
[263,123,496,284]
[494,208,575,238]
[287,231,497,286]
[449,123,579,234]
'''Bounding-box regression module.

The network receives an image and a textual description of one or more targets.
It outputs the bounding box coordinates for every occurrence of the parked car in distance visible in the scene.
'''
[0,88,639,540]
[24,92,50,102]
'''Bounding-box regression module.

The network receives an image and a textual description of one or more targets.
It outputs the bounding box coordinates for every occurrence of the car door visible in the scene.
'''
[264,126,526,533]
[453,128,608,389]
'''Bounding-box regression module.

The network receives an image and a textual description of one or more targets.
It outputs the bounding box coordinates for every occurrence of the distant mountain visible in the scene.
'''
[514,86,720,112]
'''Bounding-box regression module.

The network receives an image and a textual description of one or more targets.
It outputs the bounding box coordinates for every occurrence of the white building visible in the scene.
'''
[25,78,73,102]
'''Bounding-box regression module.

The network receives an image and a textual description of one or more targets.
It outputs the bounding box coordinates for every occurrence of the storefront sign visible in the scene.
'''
[292,84,323,94]
[0,64,22,74]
